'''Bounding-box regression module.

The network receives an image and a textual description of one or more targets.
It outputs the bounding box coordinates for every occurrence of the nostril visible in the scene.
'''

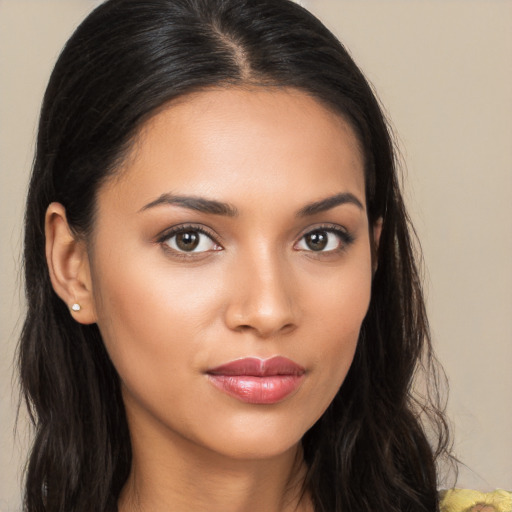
[231,322,297,337]
[280,323,296,335]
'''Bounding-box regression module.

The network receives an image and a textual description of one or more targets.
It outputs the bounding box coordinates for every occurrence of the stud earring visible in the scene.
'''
[71,303,81,312]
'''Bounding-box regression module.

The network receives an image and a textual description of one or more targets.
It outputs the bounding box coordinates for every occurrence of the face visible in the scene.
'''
[87,87,375,460]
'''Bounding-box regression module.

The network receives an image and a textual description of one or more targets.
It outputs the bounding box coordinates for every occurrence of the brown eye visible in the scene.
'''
[295,227,352,253]
[304,230,328,251]
[175,231,200,251]
[164,228,219,253]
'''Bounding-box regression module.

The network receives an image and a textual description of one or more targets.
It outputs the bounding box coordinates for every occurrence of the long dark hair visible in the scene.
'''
[19,0,451,510]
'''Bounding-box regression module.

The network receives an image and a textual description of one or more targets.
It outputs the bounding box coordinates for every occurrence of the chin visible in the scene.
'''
[187,410,314,462]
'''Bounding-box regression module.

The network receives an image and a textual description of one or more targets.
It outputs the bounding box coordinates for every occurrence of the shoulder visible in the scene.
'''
[440,489,512,512]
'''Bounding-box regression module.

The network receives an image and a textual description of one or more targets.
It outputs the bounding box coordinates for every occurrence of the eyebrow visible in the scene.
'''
[140,191,364,217]
[297,192,364,216]
[140,193,239,216]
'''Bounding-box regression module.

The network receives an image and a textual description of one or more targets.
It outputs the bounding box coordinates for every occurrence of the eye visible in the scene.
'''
[295,228,352,252]
[162,227,220,254]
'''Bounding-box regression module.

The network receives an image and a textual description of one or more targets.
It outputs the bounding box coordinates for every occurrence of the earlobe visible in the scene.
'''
[45,202,97,324]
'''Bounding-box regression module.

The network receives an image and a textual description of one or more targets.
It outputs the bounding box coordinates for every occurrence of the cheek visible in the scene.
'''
[295,245,373,412]
[305,245,372,340]
[88,243,225,395]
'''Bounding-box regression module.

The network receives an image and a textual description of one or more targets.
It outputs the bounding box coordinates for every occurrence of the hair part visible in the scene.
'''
[19,1,452,511]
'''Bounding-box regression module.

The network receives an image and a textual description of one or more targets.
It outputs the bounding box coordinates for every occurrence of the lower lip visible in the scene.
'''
[207,374,304,404]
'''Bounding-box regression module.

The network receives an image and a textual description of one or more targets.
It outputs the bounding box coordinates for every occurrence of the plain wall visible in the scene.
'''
[1,0,511,509]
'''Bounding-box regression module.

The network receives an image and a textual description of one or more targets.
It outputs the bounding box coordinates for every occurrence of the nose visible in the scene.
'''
[224,251,298,338]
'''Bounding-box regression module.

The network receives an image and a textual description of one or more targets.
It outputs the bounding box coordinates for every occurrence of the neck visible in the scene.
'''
[118,410,312,512]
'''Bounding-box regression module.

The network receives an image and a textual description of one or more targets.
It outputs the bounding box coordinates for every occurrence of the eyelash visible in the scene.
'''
[157,224,221,258]
[156,223,355,258]
[295,224,355,254]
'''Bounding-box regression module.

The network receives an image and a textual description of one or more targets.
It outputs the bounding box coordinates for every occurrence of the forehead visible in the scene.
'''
[101,87,366,213]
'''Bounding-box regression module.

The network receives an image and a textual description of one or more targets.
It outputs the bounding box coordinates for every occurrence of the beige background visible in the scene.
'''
[1,0,511,509]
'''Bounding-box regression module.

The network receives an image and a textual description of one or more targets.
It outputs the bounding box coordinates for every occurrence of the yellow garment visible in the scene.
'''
[440,489,512,512]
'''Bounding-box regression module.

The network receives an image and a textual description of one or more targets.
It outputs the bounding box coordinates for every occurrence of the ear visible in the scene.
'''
[371,217,383,274]
[45,202,97,324]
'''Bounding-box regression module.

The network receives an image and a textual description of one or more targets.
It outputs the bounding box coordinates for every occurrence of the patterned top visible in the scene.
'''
[440,489,512,512]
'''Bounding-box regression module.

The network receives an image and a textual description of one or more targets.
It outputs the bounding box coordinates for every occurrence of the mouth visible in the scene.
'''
[206,356,306,404]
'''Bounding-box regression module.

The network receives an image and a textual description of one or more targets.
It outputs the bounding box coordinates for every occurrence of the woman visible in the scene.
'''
[19,0,453,510]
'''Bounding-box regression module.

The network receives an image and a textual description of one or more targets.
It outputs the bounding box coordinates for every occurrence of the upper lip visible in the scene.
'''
[207,356,305,377]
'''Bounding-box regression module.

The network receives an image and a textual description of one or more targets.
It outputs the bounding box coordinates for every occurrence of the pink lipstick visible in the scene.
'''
[206,356,305,404]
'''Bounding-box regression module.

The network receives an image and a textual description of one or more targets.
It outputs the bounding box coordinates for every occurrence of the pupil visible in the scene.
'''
[176,231,199,251]
[306,231,328,251]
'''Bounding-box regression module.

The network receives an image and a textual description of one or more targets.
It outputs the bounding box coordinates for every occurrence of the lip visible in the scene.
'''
[206,356,306,404]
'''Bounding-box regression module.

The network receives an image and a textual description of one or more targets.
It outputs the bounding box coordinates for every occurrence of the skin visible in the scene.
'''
[46,87,381,512]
